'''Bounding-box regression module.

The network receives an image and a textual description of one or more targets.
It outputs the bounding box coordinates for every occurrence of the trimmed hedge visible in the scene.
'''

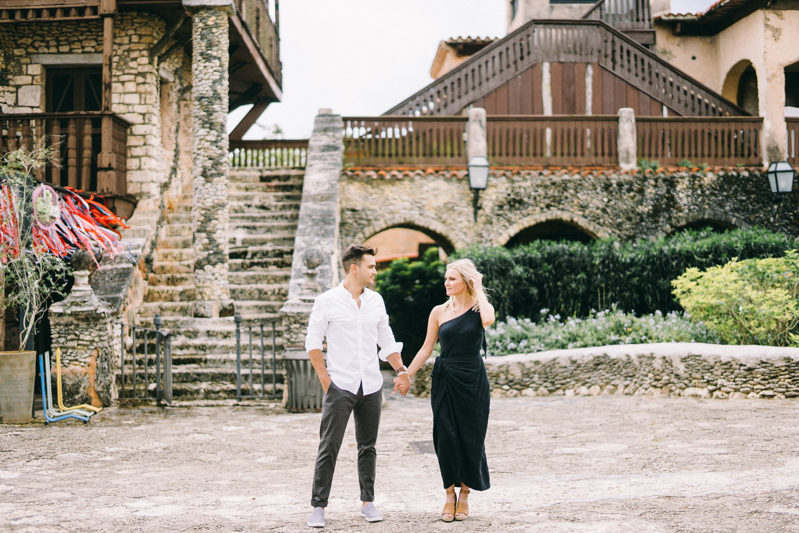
[455,227,793,321]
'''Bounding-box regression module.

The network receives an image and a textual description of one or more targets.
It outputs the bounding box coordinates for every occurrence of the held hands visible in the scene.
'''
[393,373,411,396]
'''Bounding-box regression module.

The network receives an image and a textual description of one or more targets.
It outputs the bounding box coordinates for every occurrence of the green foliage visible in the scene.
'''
[454,227,792,322]
[672,251,799,346]
[637,158,659,171]
[374,247,446,364]
[486,308,720,356]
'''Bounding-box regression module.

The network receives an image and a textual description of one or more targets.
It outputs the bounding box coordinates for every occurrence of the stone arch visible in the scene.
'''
[493,211,614,247]
[666,210,748,236]
[350,214,463,255]
[721,60,759,115]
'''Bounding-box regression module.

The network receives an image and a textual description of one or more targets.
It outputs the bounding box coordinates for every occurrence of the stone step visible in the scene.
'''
[152,260,194,275]
[169,366,285,384]
[166,213,192,224]
[170,381,285,401]
[229,212,299,225]
[147,272,194,287]
[226,221,298,235]
[163,223,192,237]
[229,169,305,183]
[234,300,284,314]
[158,235,192,249]
[228,270,291,285]
[230,202,300,215]
[228,233,295,248]
[139,302,193,317]
[229,244,293,261]
[229,182,303,194]
[144,285,197,303]
[229,256,292,270]
[172,350,283,368]
[157,248,194,262]
[229,283,288,301]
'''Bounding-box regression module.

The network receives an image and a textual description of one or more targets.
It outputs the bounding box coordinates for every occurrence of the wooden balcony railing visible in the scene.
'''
[787,118,799,167]
[343,116,468,167]
[488,115,618,166]
[385,19,745,119]
[637,117,762,167]
[0,0,101,23]
[582,0,652,31]
[229,139,307,168]
[0,112,128,197]
[235,0,281,86]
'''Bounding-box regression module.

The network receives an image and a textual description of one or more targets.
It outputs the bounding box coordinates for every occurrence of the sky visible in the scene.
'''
[228,0,717,140]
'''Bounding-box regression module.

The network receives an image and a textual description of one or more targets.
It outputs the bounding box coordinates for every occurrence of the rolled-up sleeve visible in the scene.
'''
[376,302,403,361]
[304,297,327,353]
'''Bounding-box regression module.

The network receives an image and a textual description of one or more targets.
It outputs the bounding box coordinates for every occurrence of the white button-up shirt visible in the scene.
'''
[305,282,403,395]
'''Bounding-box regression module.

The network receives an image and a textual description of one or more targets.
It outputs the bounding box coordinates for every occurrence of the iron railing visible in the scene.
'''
[229,139,307,168]
[118,315,172,405]
[234,314,280,400]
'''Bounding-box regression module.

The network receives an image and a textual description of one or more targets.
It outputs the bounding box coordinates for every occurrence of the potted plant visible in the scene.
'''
[0,146,70,423]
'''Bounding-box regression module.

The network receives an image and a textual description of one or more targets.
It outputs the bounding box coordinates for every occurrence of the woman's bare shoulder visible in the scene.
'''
[429,304,445,318]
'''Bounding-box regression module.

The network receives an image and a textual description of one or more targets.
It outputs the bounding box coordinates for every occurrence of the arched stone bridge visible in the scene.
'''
[338,167,797,252]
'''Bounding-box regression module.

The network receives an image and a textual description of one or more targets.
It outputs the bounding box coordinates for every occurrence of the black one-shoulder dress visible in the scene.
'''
[431,308,490,491]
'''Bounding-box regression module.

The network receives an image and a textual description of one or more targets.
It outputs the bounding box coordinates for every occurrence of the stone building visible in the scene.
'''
[0,0,283,407]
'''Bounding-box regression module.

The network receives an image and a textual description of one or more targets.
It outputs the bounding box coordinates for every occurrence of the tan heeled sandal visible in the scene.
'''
[442,488,456,522]
[455,487,469,520]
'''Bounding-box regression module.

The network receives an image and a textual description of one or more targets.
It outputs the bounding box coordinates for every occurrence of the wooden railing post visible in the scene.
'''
[98,0,117,194]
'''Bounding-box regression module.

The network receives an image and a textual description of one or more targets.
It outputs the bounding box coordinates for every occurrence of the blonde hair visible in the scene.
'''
[444,259,488,312]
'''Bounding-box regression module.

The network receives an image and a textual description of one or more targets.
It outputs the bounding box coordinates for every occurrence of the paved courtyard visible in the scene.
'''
[2,379,799,532]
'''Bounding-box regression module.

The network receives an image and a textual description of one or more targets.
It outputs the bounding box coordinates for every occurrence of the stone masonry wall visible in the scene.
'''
[339,168,799,249]
[412,344,799,400]
[191,8,230,302]
[0,14,169,200]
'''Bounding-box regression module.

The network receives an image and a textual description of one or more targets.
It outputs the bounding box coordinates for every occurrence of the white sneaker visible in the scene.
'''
[307,507,325,528]
[360,502,383,522]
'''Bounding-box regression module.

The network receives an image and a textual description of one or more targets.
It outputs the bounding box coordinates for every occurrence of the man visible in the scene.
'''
[305,244,412,528]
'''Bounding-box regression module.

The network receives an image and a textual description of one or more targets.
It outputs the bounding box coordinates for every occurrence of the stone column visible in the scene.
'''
[466,107,487,161]
[49,270,119,407]
[617,108,637,171]
[190,4,231,317]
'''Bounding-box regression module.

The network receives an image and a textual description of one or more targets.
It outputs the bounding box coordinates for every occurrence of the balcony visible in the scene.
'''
[0,112,133,217]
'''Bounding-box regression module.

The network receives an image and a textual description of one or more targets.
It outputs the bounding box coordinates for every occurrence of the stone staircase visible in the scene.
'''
[136,168,304,401]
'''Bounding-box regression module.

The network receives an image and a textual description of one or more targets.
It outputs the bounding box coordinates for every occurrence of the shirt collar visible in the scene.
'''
[336,281,374,302]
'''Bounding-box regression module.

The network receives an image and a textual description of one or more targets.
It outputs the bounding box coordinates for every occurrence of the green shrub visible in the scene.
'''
[486,308,720,356]
[672,250,799,346]
[454,227,792,321]
[638,158,659,171]
[374,247,446,363]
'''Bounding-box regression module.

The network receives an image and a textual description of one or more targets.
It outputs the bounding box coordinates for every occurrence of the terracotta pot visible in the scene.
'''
[0,351,37,424]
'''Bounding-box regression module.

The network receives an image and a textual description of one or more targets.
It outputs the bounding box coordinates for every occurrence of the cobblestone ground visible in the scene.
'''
[2,380,799,532]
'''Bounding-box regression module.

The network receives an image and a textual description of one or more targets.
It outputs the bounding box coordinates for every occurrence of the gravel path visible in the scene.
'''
[2,380,799,532]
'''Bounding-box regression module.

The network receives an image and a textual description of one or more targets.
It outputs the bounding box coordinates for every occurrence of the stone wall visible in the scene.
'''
[412,343,799,400]
[339,168,798,250]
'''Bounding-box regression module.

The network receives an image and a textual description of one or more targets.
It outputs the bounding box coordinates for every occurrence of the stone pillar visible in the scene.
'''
[190,5,231,317]
[617,108,637,171]
[466,107,487,161]
[49,270,119,407]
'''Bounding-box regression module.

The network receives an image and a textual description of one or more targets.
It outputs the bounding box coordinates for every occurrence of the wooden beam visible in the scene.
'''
[158,32,191,63]
[229,14,281,101]
[149,12,187,60]
[99,0,115,192]
[229,83,263,111]
[229,100,269,141]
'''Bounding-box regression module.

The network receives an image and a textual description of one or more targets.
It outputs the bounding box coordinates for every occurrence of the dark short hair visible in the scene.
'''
[342,244,377,272]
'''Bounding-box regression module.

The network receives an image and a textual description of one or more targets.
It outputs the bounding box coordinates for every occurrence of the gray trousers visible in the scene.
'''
[311,382,382,507]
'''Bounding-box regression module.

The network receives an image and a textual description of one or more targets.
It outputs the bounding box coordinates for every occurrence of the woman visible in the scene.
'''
[404,259,494,522]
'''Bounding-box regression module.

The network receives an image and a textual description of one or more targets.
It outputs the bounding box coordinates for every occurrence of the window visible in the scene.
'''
[46,68,102,112]
[510,0,518,20]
